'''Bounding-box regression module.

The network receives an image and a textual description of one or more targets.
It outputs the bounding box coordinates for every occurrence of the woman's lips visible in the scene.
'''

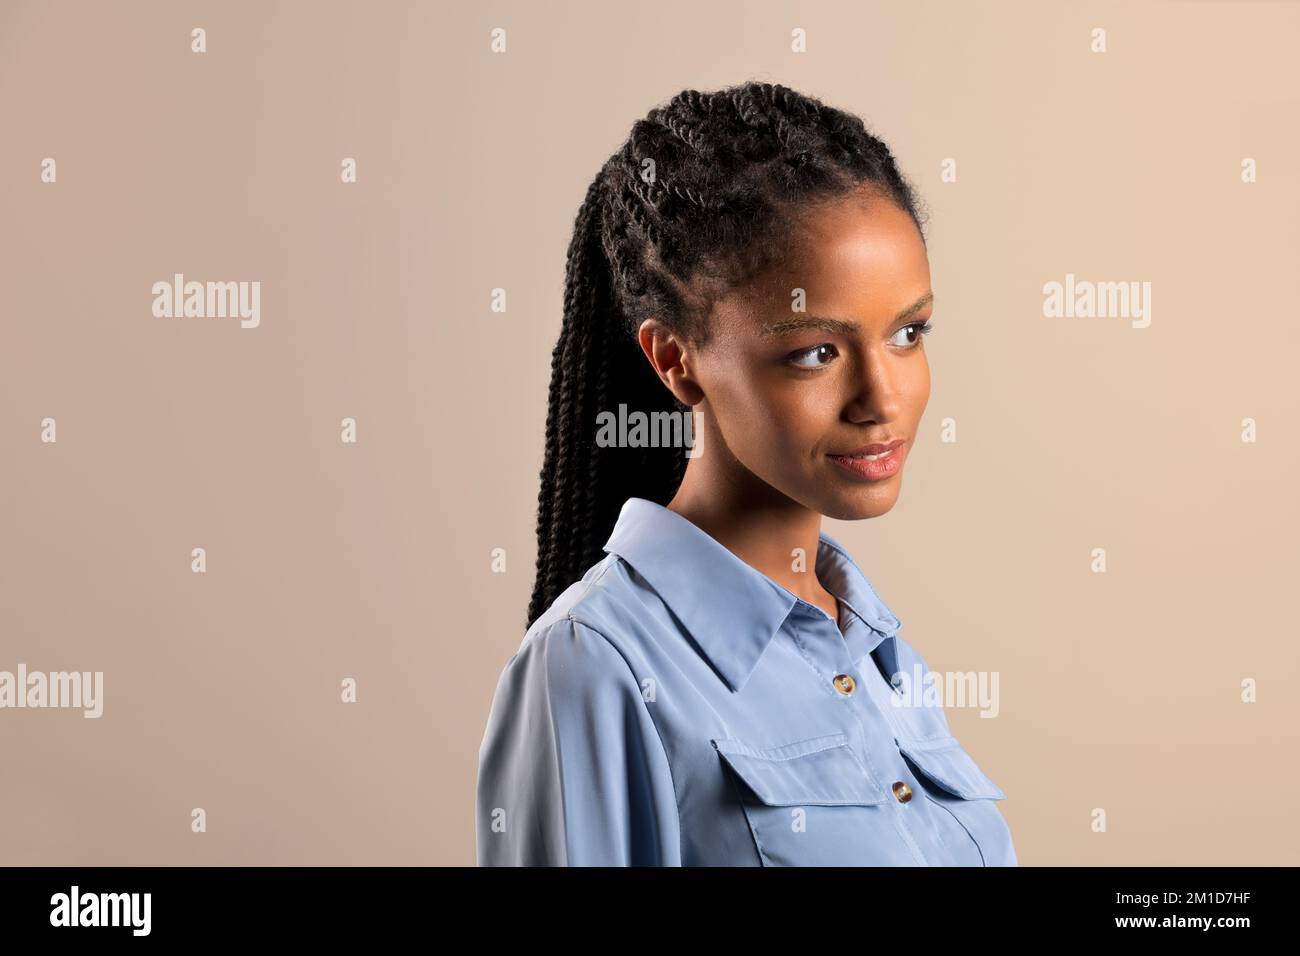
[827,440,906,480]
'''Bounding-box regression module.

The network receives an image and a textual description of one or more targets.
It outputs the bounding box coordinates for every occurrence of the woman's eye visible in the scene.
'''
[787,343,839,369]
[891,321,934,348]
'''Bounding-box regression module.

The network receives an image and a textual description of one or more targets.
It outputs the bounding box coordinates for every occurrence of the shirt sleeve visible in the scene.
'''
[475,615,682,866]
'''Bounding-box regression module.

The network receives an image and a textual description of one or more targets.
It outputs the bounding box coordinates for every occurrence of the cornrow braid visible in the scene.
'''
[526,80,927,630]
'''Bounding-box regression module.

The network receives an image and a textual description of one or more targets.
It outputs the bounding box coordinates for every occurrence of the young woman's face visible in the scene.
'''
[686,193,933,521]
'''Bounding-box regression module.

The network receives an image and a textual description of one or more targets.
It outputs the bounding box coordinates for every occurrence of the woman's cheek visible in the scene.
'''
[762,388,830,459]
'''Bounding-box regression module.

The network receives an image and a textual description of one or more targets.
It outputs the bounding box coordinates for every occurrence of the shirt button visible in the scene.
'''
[833,673,856,695]
[892,781,913,803]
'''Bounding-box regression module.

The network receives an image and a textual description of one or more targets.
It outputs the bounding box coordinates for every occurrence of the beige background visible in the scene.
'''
[1,0,1296,866]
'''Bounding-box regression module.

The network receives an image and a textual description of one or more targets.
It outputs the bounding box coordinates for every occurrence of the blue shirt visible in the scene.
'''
[476,496,1019,866]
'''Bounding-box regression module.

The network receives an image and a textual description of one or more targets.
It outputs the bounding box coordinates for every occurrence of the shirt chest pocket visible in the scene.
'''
[711,731,1015,866]
[894,734,1018,866]
[711,732,898,866]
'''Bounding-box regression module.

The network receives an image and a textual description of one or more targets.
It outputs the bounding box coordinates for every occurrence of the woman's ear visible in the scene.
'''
[637,319,705,406]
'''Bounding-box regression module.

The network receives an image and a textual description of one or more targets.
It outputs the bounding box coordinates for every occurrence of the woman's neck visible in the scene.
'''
[666,466,837,620]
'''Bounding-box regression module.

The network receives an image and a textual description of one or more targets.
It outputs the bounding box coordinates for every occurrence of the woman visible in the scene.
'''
[476,81,1019,866]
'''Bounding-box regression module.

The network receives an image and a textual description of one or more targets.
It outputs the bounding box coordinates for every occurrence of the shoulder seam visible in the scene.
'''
[561,608,685,867]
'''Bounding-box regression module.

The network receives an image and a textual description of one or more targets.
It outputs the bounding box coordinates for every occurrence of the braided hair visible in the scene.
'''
[526,80,927,629]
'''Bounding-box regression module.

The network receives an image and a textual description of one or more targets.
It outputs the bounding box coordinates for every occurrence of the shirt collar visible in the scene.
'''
[601,497,902,693]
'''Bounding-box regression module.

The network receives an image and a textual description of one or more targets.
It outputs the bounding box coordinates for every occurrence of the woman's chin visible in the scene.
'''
[817,480,903,521]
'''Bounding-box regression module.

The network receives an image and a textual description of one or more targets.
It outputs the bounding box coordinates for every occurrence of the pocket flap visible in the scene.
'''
[711,732,887,806]
[896,735,1006,800]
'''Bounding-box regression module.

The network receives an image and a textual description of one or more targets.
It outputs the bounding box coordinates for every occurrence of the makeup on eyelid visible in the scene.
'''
[784,320,933,369]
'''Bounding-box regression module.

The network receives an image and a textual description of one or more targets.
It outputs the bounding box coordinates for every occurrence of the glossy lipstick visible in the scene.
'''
[827,439,906,481]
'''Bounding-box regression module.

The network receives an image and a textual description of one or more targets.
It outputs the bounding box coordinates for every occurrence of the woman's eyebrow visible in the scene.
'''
[760,291,933,338]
